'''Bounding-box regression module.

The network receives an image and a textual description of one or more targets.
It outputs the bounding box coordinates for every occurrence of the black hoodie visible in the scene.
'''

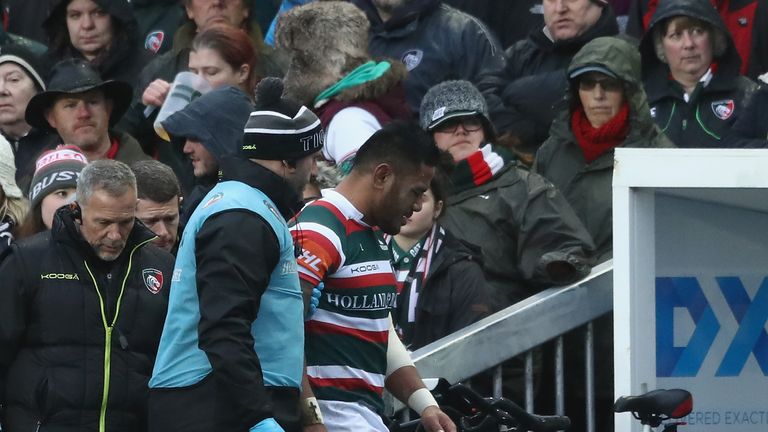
[640,0,758,148]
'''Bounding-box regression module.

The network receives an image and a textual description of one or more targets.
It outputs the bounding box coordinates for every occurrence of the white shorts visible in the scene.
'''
[318,399,389,432]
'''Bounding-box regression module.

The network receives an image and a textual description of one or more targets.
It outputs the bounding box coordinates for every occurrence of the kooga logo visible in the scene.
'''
[41,273,80,280]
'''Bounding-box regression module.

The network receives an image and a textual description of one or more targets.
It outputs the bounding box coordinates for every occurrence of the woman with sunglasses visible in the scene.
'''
[535,36,673,262]
[420,80,595,310]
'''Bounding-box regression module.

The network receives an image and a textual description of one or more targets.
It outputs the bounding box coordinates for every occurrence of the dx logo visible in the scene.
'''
[656,277,768,377]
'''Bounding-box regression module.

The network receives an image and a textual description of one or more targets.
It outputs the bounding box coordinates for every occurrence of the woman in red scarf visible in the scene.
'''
[535,36,673,262]
[534,36,673,431]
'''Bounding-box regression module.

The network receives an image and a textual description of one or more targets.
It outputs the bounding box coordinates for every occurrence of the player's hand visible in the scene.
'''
[420,405,456,432]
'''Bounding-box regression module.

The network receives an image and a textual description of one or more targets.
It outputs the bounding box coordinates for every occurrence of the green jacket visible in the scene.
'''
[440,163,595,309]
[534,37,674,261]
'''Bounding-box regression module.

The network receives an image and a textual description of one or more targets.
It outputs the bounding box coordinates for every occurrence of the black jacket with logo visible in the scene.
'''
[0,205,173,432]
[640,0,758,148]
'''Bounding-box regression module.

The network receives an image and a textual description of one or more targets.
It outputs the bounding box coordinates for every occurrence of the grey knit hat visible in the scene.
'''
[420,80,491,131]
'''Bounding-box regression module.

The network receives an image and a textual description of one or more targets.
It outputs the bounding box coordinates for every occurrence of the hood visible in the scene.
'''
[531,5,619,53]
[639,0,741,82]
[549,36,673,149]
[45,0,139,37]
[351,0,442,31]
[162,86,254,162]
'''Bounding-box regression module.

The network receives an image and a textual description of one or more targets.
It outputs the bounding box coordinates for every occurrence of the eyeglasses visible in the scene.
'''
[433,116,484,134]
[578,76,623,92]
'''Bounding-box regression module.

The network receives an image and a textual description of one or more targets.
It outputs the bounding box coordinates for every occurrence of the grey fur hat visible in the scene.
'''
[275,1,370,106]
[420,80,491,131]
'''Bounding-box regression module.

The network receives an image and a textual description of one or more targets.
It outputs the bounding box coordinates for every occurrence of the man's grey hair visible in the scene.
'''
[77,160,137,205]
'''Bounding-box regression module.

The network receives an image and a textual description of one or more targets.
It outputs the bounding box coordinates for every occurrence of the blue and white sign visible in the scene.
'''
[613,149,768,432]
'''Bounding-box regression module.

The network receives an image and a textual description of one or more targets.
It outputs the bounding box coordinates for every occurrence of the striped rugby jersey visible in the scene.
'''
[291,190,397,414]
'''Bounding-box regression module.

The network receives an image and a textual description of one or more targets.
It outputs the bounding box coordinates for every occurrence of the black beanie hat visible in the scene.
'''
[241,77,324,160]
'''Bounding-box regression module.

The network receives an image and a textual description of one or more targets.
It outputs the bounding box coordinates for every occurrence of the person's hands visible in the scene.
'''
[419,405,456,432]
[307,282,324,318]
[303,424,327,432]
[142,79,171,107]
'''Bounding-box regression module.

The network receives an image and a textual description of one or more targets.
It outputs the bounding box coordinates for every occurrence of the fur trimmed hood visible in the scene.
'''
[276,1,371,106]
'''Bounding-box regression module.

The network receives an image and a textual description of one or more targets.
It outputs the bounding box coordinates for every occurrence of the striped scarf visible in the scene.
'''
[450,144,509,194]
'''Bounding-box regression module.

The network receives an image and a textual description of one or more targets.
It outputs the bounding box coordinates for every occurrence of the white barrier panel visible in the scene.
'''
[613,149,768,432]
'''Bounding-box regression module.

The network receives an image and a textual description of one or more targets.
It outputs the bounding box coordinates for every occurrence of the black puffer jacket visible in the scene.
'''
[640,0,758,148]
[0,205,173,432]
[483,5,619,152]
[43,0,151,86]
[351,0,507,120]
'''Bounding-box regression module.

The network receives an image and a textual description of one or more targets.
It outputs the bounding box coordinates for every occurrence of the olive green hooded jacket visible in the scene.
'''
[534,37,674,262]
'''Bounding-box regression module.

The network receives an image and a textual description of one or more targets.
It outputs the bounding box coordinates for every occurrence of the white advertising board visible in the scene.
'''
[613,149,768,432]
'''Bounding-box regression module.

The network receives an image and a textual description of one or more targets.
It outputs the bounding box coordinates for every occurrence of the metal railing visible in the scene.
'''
[392,260,614,431]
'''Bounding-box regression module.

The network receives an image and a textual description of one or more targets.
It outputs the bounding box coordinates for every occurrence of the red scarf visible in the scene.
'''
[571,102,630,163]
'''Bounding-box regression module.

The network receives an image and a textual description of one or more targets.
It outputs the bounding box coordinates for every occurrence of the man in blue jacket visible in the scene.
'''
[148,78,323,432]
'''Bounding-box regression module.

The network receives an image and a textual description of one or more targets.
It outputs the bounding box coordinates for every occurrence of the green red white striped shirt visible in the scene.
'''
[291,190,397,413]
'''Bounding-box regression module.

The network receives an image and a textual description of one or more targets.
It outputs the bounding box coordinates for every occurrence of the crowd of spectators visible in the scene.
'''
[0,0,766,431]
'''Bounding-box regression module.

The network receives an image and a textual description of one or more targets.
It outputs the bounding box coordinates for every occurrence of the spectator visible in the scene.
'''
[485,0,619,156]
[131,0,186,56]
[160,85,254,224]
[535,36,673,262]
[42,0,151,86]
[128,0,283,125]
[24,59,150,166]
[388,166,491,350]
[639,0,758,148]
[533,39,674,430]
[131,160,182,254]
[627,0,768,79]
[0,159,173,432]
[277,1,411,175]
[16,146,88,239]
[148,78,322,432]
[350,0,508,121]
[0,135,28,258]
[128,24,259,194]
[420,80,594,308]
[0,43,58,193]
[291,120,455,432]
[723,85,768,148]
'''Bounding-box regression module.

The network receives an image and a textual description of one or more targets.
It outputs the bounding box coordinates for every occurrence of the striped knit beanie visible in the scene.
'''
[242,77,324,160]
[29,146,88,209]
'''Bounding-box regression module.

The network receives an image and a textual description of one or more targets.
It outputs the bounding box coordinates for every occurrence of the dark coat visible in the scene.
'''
[439,163,595,308]
[723,84,768,148]
[640,0,758,148]
[483,6,619,152]
[0,205,173,432]
[535,37,674,262]
[5,129,59,195]
[410,230,491,349]
[443,0,544,49]
[130,0,185,56]
[351,0,508,121]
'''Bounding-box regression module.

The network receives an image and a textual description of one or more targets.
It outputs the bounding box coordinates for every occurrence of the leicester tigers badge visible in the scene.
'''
[143,269,164,294]
[711,99,735,120]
